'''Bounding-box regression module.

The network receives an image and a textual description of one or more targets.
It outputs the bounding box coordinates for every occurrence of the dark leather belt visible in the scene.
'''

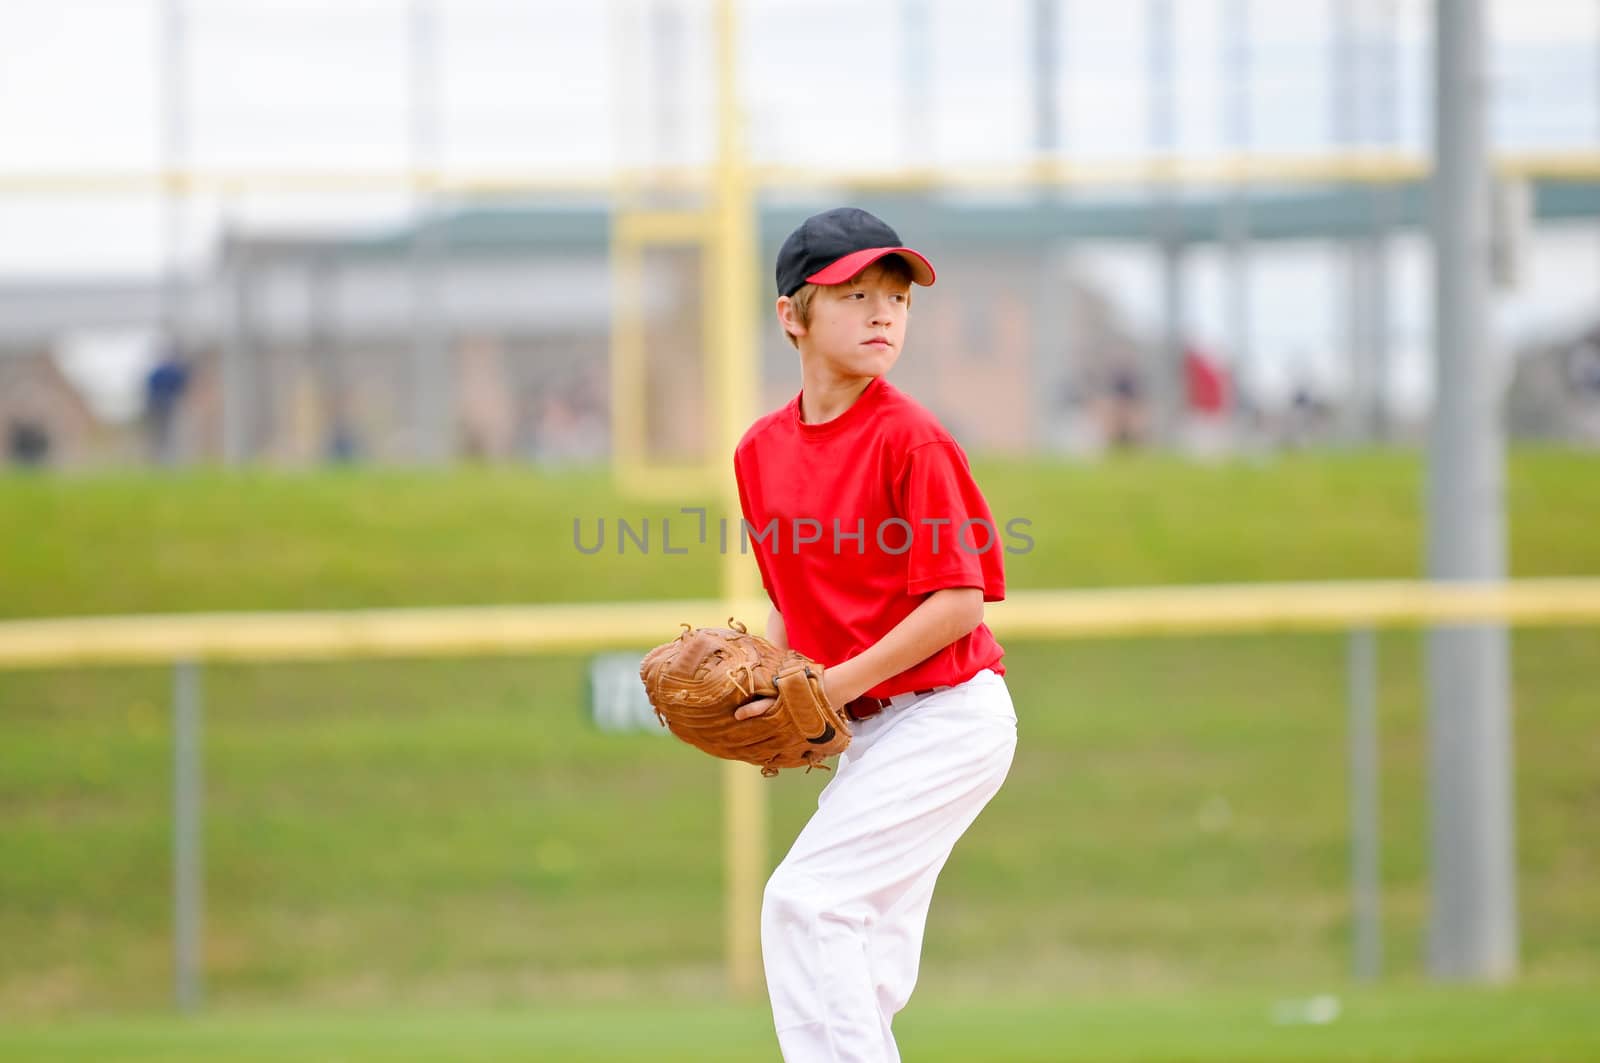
[843,688,939,722]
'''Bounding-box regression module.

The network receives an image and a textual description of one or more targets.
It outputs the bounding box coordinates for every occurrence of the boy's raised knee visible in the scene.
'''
[762,867,815,929]
[763,868,863,937]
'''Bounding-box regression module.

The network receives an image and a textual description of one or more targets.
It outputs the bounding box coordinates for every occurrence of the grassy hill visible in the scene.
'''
[0,450,1596,1017]
[2,450,1596,618]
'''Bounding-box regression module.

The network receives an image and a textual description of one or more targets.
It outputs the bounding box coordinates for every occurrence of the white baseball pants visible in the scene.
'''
[761,668,1018,1063]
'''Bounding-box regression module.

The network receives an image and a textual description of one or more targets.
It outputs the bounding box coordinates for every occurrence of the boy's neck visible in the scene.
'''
[798,371,876,425]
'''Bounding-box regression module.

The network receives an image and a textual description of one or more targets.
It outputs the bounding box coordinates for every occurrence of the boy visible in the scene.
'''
[732,207,1018,1062]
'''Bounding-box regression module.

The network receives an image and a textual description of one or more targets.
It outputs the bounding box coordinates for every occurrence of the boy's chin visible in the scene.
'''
[830,350,898,378]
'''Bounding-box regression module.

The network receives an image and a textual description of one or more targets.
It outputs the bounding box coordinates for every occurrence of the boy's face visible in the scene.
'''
[784,262,911,382]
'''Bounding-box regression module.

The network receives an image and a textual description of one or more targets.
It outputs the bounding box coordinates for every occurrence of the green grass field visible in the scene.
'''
[3,986,1599,1062]
[1,451,1596,1058]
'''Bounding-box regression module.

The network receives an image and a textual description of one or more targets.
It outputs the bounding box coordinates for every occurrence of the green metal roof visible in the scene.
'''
[333,180,1600,259]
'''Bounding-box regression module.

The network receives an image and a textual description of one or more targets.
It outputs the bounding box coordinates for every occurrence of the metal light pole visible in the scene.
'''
[172,661,203,1012]
[409,0,448,464]
[901,0,933,164]
[1222,0,1253,434]
[159,0,188,466]
[1148,0,1183,448]
[1033,0,1061,168]
[1367,0,1400,443]
[1032,0,1063,448]
[1426,0,1518,982]
[1334,0,1373,445]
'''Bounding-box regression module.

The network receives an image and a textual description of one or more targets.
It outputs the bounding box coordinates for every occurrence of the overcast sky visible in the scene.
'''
[1,0,1596,277]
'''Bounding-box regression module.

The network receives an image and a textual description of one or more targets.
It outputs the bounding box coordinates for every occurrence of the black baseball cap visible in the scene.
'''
[775,207,936,298]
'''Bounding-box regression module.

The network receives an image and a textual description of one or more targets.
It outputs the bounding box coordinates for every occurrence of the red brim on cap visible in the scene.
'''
[806,246,936,288]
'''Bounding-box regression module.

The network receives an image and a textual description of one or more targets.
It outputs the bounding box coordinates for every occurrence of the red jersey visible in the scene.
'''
[734,377,1006,698]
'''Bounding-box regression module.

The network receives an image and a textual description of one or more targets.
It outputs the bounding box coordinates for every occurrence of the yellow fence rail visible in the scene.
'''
[3,578,1600,670]
[6,150,1600,197]
[5,577,1598,1007]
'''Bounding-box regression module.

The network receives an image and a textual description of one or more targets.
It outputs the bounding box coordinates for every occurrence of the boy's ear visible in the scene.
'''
[776,295,807,339]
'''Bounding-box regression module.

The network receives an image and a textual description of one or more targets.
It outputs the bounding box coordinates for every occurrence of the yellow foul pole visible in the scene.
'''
[711,0,766,999]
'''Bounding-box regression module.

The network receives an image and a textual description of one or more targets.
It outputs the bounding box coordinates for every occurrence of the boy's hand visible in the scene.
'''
[735,666,852,719]
[734,696,776,720]
[640,623,851,776]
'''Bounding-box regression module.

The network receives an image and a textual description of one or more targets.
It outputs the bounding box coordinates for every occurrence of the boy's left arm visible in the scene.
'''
[734,587,982,719]
[821,587,983,705]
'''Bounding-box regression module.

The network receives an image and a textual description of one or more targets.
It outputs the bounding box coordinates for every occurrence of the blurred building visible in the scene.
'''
[0,352,103,467]
[4,184,1600,468]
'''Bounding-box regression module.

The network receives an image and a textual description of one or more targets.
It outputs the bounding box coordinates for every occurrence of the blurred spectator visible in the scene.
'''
[531,389,607,466]
[1104,362,1145,449]
[1184,345,1231,416]
[1182,344,1234,457]
[1282,379,1331,450]
[144,336,190,466]
[1571,341,1600,396]
[6,419,50,467]
[1508,323,1600,441]
[327,424,360,464]
[456,336,517,461]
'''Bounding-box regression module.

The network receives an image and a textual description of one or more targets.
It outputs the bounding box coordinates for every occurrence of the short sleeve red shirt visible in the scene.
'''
[734,377,1005,698]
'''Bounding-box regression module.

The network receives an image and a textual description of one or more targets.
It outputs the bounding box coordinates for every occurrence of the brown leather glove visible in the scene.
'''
[639,620,851,777]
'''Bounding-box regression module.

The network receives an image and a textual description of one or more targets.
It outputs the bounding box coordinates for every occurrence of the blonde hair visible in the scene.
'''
[781,255,915,349]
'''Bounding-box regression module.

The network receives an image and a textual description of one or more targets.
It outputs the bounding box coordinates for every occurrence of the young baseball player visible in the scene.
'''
[732,207,1017,1062]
